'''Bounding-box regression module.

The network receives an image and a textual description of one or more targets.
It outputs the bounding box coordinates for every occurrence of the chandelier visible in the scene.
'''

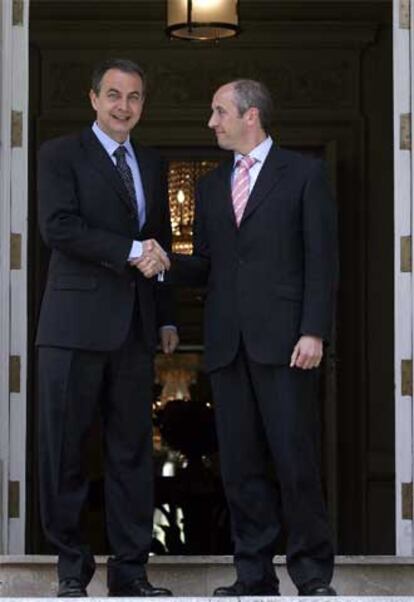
[166,0,240,42]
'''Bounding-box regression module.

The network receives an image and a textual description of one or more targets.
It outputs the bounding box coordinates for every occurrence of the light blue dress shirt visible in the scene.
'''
[92,122,144,258]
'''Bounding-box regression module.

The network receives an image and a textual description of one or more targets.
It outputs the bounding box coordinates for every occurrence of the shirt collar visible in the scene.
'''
[233,136,273,168]
[92,122,134,159]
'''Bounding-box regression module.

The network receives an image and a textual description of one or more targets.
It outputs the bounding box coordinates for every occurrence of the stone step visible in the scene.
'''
[1,556,414,597]
[2,596,414,602]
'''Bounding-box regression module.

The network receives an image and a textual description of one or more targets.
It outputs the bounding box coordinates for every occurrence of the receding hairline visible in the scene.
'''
[211,83,238,107]
[213,80,262,106]
[213,79,274,132]
[214,82,236,97]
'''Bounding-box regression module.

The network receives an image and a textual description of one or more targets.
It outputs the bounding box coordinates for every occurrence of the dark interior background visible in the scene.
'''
[27,0,394,555]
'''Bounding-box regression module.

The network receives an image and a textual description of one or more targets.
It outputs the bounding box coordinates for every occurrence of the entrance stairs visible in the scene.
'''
[0,556,413,597]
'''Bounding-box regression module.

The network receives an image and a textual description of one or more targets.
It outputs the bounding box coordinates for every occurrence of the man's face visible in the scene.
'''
[89,68,145,143]
[208,84,248,152]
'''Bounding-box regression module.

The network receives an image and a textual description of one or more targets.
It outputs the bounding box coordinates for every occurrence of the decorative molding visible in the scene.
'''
[2,0,30,555]
[401,360,413,396]
[30,22,379,51]
[10,234,22,271]
[29,1,391,25]
[11,111,22,148]
[7,482,19,519]
[400,236,412,272]
[150,58,354,109]
[9,356,20,394]
[0,461,2,552]
[44,56,356,110]
[400,0,410,29]
[12,0,24,26]
[402,482,413,520]
[400,114,411,150]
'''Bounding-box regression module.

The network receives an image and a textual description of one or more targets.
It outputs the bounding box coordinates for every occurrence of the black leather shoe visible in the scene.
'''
[57,578,87,597]
[214,580,280,596]
[108,578,173,597]
[298,584,336,596]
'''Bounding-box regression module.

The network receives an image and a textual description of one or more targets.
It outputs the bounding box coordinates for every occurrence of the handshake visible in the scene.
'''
[129,239,170,278]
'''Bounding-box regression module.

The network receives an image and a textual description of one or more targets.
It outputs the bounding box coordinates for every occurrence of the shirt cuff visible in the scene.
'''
[160,325,177,332]
[128,240,143,260]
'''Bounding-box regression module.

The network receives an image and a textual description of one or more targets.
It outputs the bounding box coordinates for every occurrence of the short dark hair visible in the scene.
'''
[232,79,274,133]
[91,58,146,95]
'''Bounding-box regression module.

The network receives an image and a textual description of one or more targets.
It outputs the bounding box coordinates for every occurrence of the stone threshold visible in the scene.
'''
[1,556,414,596]
[0,598,414,602]
[1,555,414,565]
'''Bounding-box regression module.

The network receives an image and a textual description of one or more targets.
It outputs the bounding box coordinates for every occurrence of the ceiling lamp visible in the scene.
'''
[166,0,240,42]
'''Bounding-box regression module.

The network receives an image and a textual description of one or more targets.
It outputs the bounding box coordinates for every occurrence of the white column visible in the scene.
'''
[394,0,414,555]
[0,0,13,555]
[0,0,29,553]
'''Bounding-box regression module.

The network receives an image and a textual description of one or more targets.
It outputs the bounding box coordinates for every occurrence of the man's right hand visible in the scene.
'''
[129,239,170,278]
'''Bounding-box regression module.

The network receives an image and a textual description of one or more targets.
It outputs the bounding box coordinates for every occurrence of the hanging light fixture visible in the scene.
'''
[166,0,240,42]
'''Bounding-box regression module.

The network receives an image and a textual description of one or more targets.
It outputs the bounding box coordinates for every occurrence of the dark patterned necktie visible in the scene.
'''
[113,145,140,226]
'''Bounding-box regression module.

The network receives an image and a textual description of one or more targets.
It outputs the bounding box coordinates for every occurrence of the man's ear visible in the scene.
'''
[245,107,259,125]
[89,89,98,111]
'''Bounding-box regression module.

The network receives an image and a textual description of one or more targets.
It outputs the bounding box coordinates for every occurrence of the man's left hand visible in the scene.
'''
[160,327,179,354]
[290,335,323,369]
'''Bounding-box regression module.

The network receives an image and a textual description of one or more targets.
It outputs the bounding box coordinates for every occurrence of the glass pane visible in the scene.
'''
[168,159,219,254]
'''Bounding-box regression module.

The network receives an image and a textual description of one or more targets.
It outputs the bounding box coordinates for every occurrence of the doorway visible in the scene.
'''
[26,0,394,555]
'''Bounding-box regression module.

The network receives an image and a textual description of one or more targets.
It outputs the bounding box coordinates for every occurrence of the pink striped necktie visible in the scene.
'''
[232,155,257,226]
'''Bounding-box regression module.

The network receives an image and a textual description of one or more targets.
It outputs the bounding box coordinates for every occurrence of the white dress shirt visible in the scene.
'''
[233,136,273,193]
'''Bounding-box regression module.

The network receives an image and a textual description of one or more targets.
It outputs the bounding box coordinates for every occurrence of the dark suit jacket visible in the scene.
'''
[173,145,338,372]
[36,127,174,352]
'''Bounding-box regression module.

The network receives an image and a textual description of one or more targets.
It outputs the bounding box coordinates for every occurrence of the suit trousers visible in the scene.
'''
[38,310,154,589]
[210,342,334,589]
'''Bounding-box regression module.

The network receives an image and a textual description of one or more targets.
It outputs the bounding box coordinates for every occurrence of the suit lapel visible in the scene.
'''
[217,159,237,226]
[240,144,288,225]
[132,143,154,228]
[81,128,136,216]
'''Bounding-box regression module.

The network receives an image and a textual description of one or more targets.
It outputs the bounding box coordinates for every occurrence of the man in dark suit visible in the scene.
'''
[36,58,178,598]
[170,80,337,596]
